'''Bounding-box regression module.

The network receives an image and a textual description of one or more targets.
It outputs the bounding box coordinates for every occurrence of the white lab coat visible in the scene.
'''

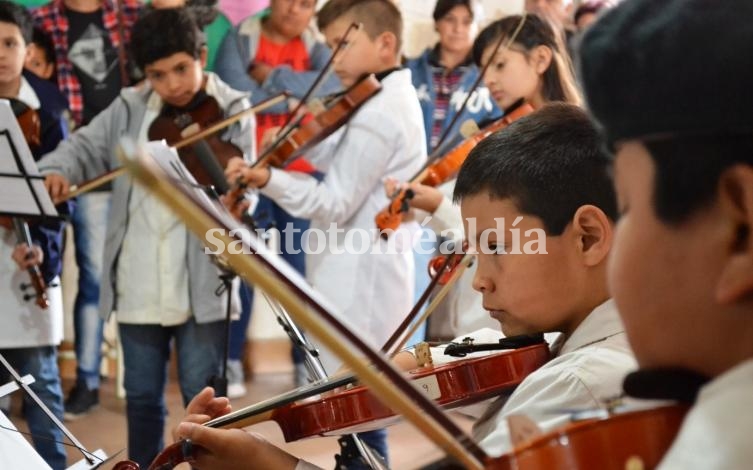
[472,299,637,457]
[658,358,753,469]
[261,69,427,373]
[0,227,63,348]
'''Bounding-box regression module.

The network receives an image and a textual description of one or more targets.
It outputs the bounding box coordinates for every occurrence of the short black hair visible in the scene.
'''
[130,7,205,70]
[0,0,33,44]
[642,135,753,225]
[454,103,617,235]
[317,0,403,52]
[31,28,55,64]
[433,0,474,22]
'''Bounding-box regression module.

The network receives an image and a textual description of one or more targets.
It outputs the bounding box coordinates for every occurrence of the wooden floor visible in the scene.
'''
[5,339,474,469]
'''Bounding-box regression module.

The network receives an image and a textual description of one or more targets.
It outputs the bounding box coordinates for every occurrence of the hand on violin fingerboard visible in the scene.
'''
[12,243,43,270]
[175,425,300,470]
[172,387,232,442]
[383,178,444,214]
[43,173,70,204]
[224,160,271,190]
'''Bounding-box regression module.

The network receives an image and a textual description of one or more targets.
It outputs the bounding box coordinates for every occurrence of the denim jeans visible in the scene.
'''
[0,346,66,470]
[71,192,110,390]
[119,318,225,468]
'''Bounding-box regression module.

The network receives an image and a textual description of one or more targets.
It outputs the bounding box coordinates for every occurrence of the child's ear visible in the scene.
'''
[531,45,553,75]
[377,31,398,60]
[199,45,209,69]
[715,164,753,304]
[571,204,612,266]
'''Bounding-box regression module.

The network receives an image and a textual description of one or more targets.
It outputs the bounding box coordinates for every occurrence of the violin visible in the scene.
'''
[253,74,382,169]
[148,91,243,188]
[6,97,48,309]
[11,218,49,309]
[376,101,535,237]
[7,97,41,150]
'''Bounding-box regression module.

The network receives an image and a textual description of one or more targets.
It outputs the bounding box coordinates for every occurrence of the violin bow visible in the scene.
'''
[257,22,362,162]
[118,139,488,469]
[60,93,288,203]
[381,249,468,355]
[392,254,475,354]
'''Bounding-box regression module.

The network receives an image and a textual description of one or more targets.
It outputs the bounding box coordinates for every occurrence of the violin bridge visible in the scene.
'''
[414,342,433,368]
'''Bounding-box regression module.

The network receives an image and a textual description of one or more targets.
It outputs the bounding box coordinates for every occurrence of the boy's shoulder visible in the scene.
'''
[659,358,753,469]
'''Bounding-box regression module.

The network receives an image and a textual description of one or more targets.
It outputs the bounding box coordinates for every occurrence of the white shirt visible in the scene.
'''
[115,85,191,325]
[0,227,63,348]
[658,358,753,469]
[261,69,427,373]
[115,74,241,325]
[472,299,637,457]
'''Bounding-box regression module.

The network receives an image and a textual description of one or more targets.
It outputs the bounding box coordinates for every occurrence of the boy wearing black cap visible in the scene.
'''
[580,0,753,467]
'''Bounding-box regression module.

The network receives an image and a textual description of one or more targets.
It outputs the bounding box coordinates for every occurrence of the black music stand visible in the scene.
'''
[0,100,108,469]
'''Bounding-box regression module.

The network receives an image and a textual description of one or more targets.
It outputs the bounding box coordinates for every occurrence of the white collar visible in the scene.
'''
[17,76,40,110]
[552,299,625,355]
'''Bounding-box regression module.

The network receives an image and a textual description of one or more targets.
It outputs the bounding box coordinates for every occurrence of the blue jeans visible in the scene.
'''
[119,318,225,468]
[0,347,66,470]
[246,194,310,365]
[71,193,109,390]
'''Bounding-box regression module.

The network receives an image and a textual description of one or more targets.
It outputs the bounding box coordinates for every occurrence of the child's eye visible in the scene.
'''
[494,61,506,70]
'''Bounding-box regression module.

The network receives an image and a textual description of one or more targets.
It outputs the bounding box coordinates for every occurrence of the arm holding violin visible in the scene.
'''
[37,96,125,199]
[260,117,394,225]
[174,387,320,470]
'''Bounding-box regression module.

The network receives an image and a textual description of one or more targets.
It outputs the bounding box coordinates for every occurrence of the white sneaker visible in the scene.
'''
[227,382,247,399]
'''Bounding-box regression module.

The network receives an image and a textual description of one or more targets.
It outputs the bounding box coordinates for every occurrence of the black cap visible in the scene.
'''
[579,0,753,145]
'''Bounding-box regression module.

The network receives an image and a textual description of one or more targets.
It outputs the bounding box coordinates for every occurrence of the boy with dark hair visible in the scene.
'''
[580,0,753,467]
[37,8,255,468]
[175,103,637,466]
[25,28,56,82]
[0,1,69,468]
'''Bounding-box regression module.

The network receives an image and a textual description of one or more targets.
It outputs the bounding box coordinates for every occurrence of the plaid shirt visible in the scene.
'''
[32,0,142,127]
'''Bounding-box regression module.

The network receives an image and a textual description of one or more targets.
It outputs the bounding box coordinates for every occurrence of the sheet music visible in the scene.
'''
[0,101,58,218]
[0,411,51,470]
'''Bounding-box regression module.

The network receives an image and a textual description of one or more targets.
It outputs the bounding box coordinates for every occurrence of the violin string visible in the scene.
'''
[0,423,106,464]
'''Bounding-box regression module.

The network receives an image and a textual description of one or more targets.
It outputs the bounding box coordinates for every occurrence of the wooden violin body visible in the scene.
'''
[197,343,549,442]
[7,97,41,150]
[375,102,535,236]
[148,94,242,187]
[259,74,381,168]
[483,404,687,470]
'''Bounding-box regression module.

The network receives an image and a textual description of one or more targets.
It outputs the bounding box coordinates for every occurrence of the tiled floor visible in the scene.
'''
[5,340,474,469]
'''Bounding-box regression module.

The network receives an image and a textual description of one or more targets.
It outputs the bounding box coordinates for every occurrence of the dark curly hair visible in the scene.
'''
[130,7,205,70]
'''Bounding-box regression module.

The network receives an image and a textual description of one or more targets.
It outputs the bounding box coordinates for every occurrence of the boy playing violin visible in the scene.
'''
[0,2,70,468]
[37,8,255,468]
[174,103,637,467]
[224,0,426,464]
[580,0,753,467]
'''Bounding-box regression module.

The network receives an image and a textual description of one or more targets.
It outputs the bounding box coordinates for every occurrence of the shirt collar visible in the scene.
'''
[428,44,473,69]
[17,76,40,110]
[552,298,625,356]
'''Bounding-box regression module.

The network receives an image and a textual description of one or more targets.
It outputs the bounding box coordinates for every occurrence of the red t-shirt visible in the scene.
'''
[254,35,316,173]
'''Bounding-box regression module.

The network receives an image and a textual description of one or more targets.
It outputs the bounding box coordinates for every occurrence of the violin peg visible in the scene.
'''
[459,119,480,139]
